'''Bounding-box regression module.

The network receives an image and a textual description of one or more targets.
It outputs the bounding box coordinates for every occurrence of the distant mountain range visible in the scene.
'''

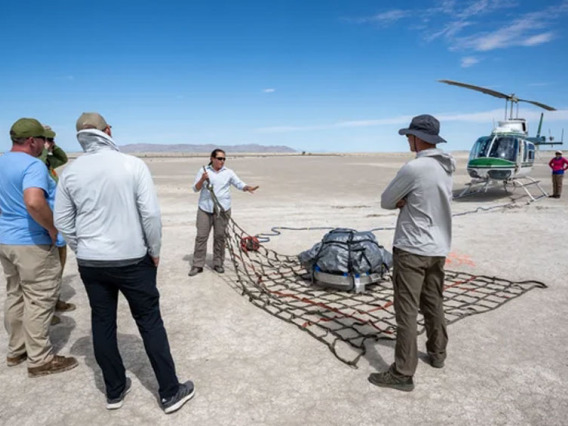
[119,143,296,153]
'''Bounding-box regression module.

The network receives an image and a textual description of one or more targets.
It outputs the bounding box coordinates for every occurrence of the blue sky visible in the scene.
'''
[1,0,567,153]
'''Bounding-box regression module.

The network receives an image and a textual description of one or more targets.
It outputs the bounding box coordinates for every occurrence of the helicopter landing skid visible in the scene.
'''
[456,176,549,202]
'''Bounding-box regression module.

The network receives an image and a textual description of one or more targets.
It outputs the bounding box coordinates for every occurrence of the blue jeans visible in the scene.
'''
[79,255,179,400]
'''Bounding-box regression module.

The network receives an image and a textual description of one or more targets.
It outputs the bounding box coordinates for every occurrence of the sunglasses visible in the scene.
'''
[215,157,226,161]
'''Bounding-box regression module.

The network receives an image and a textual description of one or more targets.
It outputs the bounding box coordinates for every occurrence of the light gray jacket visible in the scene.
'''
[381,148,455,257]
[54,130,161,262]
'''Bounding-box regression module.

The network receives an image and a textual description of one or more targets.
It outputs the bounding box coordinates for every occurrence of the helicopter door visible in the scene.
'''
[522,142,535,166]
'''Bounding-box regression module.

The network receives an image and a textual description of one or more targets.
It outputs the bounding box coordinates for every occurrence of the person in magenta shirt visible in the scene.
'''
[549,150,568,198]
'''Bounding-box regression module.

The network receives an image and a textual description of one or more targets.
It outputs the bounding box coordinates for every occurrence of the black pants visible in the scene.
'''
[79,255,179,400]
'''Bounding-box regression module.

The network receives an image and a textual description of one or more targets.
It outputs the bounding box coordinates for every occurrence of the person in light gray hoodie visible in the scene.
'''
[54,113,194,414]
[368,114,455,392]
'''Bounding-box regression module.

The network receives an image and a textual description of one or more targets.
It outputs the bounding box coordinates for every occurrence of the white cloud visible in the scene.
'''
[346,9,411,25]
[461,56,479,68]
[425,20,472,42]
[335,115,414,128]
[440,108,568,122]
[255,125,326,133]
[350,1,516,33]
[263,88,276,93]
[451,4,567,51]
[455,0,518,19]
[349,1,566,53]
[521,32,554,46]
[255,109,568,133]
[455,20,554,51]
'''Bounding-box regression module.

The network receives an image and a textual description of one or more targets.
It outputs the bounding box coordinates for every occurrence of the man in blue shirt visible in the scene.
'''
[0,118,77,377]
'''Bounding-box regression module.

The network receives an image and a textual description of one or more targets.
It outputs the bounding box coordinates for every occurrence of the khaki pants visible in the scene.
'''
[192,208,231,268]
[56,245,67,301]
[392,247,448,377]
[552,174,564,197]
[0,244,61,367]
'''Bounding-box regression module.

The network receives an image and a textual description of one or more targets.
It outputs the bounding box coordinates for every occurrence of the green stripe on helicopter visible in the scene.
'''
[468,158,515,168]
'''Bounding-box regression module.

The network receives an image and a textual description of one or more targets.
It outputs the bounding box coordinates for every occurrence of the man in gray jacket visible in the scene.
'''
[368,114,455,392]
[55,113,194,413]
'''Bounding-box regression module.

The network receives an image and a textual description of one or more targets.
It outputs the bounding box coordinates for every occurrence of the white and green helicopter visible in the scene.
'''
[440,79,563,201]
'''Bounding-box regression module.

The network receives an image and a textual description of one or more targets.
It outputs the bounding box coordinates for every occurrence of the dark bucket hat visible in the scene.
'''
[398,114,447,144]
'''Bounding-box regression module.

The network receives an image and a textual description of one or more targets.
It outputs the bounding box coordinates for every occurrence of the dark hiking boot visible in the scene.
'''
[106,377,132,410]
[368,370,415,392]
[188,267,203,277]
[430,357,445,368]
[28,355,78,378]
[161,381,195,414]
[213,265,225,274]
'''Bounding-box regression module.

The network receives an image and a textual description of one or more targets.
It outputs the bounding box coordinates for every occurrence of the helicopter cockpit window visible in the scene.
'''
[488,137,518,162]
[470,136,492,159]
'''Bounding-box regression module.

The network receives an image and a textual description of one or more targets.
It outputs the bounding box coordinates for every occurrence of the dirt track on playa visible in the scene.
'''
[1,152,567,425]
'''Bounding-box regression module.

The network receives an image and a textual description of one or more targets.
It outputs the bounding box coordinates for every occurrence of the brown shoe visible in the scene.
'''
[51,315,61,326]
[55,300,76,312]
[7,353,27,367]
[28,355,78,378]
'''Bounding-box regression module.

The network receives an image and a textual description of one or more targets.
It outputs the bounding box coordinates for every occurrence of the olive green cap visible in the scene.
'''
[76,112,108,131]
[44,125,56,139]
[10,118,46,139]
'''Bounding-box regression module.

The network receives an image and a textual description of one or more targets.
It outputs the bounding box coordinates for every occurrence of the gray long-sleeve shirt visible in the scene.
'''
[54,130,161,264]
[381,148,455,257]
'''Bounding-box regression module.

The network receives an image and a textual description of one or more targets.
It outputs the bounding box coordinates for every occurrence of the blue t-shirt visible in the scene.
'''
[40,164,66,247]
[0,152,55,245]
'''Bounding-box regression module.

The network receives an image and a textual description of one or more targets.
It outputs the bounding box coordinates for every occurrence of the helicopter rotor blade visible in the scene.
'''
[439,79,557,111]
[438,79,511,100]
[517,99,556,111]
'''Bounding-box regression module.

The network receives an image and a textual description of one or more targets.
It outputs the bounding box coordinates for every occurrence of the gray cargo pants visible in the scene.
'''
[391,247,448,377]
[191,207,231,268]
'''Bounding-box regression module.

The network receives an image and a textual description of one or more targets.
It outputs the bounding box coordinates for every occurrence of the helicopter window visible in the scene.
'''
[527,144,535,160]
[488,137,518,161]
[470,136,492,159]
[521,142,535,162]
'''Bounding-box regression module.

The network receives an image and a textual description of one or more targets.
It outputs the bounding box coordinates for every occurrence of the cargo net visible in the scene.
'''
[214,205,546,367]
